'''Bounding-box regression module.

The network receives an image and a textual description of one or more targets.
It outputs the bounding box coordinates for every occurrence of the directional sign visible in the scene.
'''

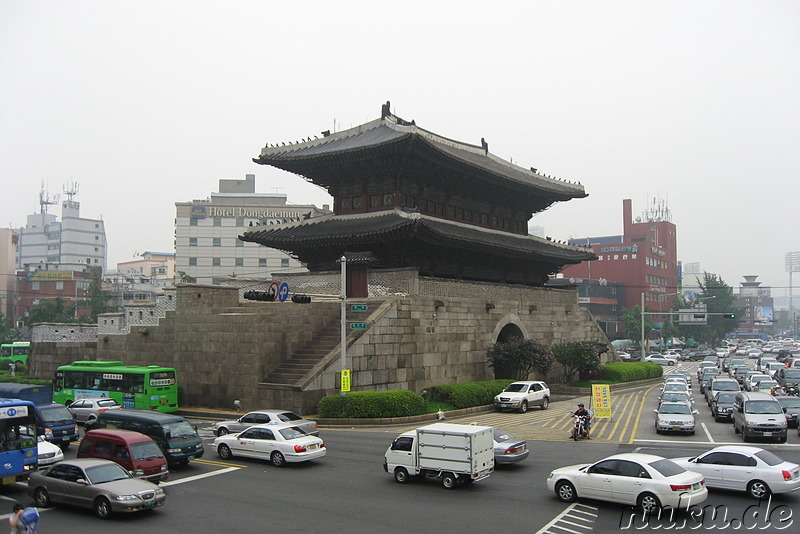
[278,282,290,303]
[350,304,368,312]
[349,322,367,329]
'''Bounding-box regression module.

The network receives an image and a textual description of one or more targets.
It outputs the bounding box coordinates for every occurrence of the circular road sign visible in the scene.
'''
[267,282,279,301]
[278,282,290,302]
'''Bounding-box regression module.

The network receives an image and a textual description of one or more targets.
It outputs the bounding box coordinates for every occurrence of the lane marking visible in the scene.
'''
[194,458,246,468]
[701,422,715,443]
[161,466,240,486]
[627,384,660,444]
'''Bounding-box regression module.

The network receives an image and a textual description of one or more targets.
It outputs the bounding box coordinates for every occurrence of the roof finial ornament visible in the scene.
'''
[481,137,488,155]
[321,130,330,137]
[381,100,391,119]
[530,167,537,174]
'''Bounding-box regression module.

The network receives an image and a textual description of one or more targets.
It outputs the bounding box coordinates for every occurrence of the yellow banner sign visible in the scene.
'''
[26,270,74,281]
[591,384,612,419]
[340,369,351,392]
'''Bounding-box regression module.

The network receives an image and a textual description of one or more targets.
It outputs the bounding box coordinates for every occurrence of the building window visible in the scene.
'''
[259,258,267,267]
[213,218,222,227]
[95,235,99,240]
[341,198,352,211]
[213,258,221,266]
[383,193,393,207]
[281,258,290,267]
[190,218,198,226]
[189,238,197,246]
[31,282,40,290]
[236,218,244,227]
[235,258,244,267]
[236,239,244,247]
[370,195,381,208]
[352,196,362,209]
[189,257,197,266]
[213,238,221,247]
[94,247,98,252]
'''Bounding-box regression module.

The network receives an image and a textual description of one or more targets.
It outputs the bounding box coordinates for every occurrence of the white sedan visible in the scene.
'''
[645,355,677,366]
[672,445,800,499]
[37,435,64,466]
[212,422,325,467]
[546,453,707,512]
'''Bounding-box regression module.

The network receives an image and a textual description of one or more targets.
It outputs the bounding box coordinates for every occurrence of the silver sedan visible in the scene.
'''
[213,410,319,436]
[67,398,123,425]
[492,427,529,464]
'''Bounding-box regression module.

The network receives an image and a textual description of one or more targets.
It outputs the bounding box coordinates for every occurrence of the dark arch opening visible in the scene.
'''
[493,323,525,379]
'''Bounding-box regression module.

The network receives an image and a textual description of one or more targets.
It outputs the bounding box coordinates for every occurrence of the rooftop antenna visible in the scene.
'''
[63,180,80,202]
[38,181,58,214]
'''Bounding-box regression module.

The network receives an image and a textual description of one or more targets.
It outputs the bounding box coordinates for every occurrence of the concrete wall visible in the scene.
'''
[29,281,610,415]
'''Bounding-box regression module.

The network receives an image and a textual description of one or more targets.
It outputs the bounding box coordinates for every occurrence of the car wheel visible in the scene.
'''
[217,444,233,459]
[217,427,229,436]
[555,480,578,503]
[734,423,740,434]
[747,480,771,499]
[94,497,113,520]
[33,487,51,508]
[441,472,457,489]
[668,361,675,366]
[394,467,410,484]
[518,401,528,414]
[541,397,549,410]
[638,492,662,514]
[271,451,286,467]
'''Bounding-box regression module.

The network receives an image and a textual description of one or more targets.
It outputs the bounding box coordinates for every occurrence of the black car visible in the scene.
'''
[709,391,737,422]
[775,396,800,428]
[775,367,800,392]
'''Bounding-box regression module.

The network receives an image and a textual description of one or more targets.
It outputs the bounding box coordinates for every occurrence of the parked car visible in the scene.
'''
[491,427,529,464]
[213,422,326,466]
[645,354,676,366]
[213,410,319,437]
[67,398,123,425]
[492,381,551,412]
[654,402,697,435]
[671,446,800,499]
[709,391,737,422]
[546,453,707,512]
[27,458,166,519]
[36,435,64,466]
[775,396,800,428]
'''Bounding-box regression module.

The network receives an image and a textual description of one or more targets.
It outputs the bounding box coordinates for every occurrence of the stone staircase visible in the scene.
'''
[264,319,342,385]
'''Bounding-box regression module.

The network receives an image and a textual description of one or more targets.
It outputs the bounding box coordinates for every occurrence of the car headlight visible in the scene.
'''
[116,494,140,501]
[547,472,554,479]
[155,488,165,496]
[160,464,168,471]
[131,469,144,476]
[44,429,54,438]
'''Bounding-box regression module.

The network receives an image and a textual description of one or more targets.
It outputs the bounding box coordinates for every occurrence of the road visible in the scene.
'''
[0,361,798,533]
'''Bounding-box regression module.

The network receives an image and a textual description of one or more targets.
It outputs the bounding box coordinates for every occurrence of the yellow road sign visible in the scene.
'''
[341,369,351,392]
[591,384,612,419]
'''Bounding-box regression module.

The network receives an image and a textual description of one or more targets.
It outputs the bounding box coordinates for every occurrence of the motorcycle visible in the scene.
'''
[571,415,591,441]
[786,386,799,397]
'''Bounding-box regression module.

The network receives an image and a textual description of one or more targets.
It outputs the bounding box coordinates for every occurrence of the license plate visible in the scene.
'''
[763,432,772,436]
[188,455,195,461]
[309,444,317,450]
[501,404,507,408]
[62,436,71,441]
[692,482,700,490]
[2,476,14,485]
[672,426,682,430]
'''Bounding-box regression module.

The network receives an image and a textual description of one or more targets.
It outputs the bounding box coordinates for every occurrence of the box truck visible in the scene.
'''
[383,423,494,489]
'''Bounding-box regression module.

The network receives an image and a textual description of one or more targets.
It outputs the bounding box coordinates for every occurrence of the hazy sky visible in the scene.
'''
[2,1,798,297]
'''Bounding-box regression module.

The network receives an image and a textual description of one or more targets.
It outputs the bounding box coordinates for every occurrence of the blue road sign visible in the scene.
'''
[278,282,290,302]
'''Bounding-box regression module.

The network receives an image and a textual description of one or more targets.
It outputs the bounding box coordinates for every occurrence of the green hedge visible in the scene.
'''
[423,379,515,409]
[601,362,663,382]
[318,390,426,418]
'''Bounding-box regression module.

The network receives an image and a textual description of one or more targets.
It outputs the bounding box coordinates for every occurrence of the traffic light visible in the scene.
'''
[244,290,276,302]
[291,294,312,304]
[693,314,706,319]
[723,313,736,318]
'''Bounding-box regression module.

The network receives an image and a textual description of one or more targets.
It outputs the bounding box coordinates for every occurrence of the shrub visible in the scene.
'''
[601,362,663,382]
[318,390,426,418]
[424,379,514,409]
[486,339,554,380]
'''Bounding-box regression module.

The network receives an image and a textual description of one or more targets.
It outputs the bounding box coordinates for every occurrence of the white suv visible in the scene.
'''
[493,381,550,413]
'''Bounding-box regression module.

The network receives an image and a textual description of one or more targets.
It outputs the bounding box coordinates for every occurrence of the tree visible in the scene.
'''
[25,297,79,324]
[552,341,605,383]
[86,267,118,321]
[0,313,22,344]
[675,273,742,346]
[620,305,655,349]
[177,271,195,283]
[486,339,554,380]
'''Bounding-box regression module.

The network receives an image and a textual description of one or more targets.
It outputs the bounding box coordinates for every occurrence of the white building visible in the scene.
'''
[16,195,107,273]
[174,174,330,285]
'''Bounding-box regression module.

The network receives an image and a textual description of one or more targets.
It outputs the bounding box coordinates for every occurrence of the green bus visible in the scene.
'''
[52,361,178,413]
[0,342,30,366]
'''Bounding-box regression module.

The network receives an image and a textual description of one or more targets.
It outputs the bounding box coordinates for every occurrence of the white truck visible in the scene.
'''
[383,422,495,489]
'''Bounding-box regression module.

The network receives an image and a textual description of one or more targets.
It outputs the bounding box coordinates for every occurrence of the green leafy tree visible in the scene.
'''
[25,297,80,324]
[620,305,655,349]
[86,267,118,321]
[552,341,606,383]
[676,273,742,346]
[486,339,554,380]
[0,313,22,344]
[177,271,195,283]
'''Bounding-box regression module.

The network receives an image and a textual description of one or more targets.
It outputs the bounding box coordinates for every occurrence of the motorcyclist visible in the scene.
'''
[770,384,787,396]
[573,403,592,439]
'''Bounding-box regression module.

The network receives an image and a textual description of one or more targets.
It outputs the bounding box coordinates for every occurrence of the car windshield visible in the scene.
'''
[278,426,309,440]
[86,463,132,484]
[129,441,164,461]
[714,382,739,391]
[39,404,74,424]
[504,384,527,392]
[745,401,783,414]
[716,393,737,403]
[164,421,197,439]
[754,450,785,466]
[663,384,687,392]
[784,370,800,379]
[277,412,303,422]
[649,458,686,477]
[492,428,513,441]
[97,399,120,408]
[777,398,800,409]
[661,393,690,403]
[659,404,692,415]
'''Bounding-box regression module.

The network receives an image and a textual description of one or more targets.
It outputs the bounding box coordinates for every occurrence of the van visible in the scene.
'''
[731,392,787,443]
[78,429,169,483]
[91,409,204,465]
[0,383,79,448]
